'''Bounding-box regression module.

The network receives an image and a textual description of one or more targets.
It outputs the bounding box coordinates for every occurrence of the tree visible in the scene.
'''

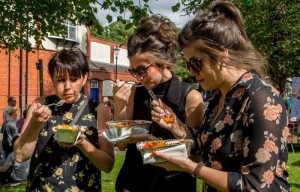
[91,20,135,46]
[0,0,177,52]
[0,0,101,52]
[236,0,300,94]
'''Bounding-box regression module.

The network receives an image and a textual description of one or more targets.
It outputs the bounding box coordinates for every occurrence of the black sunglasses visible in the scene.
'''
[185,57,203,72]
[128,64,152,78]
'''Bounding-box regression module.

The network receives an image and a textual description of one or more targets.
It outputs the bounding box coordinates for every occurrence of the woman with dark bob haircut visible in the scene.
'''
[14,48,114,191]
[152,1,290,191]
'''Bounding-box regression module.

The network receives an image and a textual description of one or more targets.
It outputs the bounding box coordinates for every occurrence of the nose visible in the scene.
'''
[64,79,71,90]
[136,75,144,81]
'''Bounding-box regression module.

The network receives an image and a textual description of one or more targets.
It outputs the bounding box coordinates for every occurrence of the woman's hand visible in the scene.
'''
[31,103,52,123]
[151,99,176,129]
[151,99,190,139]
[113,79,132,105]
[153,151,196,174]
[57,133,86,148]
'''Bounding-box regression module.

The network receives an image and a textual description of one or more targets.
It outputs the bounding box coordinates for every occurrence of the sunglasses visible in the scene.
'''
[185,57,203,72]
[128,64,152,79]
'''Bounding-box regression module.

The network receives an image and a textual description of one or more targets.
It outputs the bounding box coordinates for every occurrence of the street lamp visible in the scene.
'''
[114,45,120,80]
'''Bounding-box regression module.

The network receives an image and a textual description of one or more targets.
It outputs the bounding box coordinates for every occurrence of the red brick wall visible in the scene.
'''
[0,48,56,125]
[0,39,136,125]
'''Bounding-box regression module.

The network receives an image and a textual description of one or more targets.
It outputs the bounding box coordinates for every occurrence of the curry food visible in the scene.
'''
[57,124,78,131]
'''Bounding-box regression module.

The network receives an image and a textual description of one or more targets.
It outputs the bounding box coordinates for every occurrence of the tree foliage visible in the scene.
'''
[91,21,135,46]
[179,0,300,93]
[1,0,298,93]
[0,0,100,52]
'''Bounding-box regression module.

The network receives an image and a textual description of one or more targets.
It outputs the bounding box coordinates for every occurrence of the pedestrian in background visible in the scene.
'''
[16,109,28,133]
[2,96,17,123]
[2,107,18,159]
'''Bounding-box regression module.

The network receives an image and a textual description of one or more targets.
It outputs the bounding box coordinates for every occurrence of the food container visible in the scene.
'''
[103,120,152,142]
[103,126,150,142]
[136,139,194,164]
[106,120,152,130]
[55,124,80,143]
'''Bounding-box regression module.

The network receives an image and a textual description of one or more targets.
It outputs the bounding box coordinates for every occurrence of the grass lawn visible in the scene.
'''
[2,149,300,192]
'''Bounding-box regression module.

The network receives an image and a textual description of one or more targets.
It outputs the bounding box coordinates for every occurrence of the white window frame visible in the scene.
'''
[90,80,98,88]
[48,20,78,42]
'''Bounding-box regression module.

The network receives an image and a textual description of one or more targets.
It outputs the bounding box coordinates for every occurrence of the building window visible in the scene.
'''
[48,20,77,42]
[90,80,98,88]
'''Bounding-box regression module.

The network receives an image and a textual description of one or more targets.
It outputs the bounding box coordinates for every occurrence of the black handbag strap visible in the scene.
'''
[70,98,89,127]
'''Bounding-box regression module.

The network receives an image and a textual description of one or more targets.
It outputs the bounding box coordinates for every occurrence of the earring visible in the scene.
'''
[221,63,226,67]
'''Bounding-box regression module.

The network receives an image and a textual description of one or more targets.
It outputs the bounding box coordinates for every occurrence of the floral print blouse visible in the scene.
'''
[197,70,290,192]
[26,94,102,192]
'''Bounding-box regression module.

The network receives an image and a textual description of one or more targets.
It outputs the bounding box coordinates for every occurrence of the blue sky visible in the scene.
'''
[94,0,192,28]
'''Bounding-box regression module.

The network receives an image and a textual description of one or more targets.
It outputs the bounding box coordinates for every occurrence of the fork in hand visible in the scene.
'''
[148,90,170,118]
[44,100,66,107]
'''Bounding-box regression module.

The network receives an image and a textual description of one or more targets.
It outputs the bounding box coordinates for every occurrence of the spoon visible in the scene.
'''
[112,82,144,87]
[45,100,66,107]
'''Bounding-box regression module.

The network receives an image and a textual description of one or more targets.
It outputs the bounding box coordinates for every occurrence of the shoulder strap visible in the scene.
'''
[70,98,89,127]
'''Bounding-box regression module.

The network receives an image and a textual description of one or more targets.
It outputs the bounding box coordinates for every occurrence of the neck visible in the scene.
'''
[219,68,247,96]
[160,69,172,84]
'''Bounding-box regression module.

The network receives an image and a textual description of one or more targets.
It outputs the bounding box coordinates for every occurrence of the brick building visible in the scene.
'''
[0,24,136,125]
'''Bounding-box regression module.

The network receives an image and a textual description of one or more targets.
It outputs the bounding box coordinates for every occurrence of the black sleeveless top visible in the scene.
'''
[116,73,197,192]
[26,94,102,191]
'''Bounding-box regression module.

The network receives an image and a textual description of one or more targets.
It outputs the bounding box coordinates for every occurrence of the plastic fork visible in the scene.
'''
[148,90,170,118]
[44,100,66,107]
[148,90,157,100]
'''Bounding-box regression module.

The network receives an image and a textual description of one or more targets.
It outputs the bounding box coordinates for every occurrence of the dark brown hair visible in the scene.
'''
[48,48,89,79]
[178,0,267,78]
[127,15,178,68]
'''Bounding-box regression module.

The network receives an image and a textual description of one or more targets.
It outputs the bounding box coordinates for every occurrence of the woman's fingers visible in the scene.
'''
[32,103,52,122]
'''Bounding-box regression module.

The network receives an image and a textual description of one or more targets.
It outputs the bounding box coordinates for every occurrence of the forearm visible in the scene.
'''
[76,139,114,173]
[113,105,127,120]
[197,165,229,192]
[14,119,43,162]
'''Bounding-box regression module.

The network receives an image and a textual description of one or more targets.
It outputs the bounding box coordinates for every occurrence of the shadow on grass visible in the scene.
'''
[290,183,300,191]
[291,159,300,167]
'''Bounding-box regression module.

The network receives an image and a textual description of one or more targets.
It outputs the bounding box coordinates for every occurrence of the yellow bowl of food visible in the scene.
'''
[56,124,80,143]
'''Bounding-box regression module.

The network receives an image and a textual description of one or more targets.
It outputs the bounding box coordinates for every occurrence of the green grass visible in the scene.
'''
[2,150,300,192]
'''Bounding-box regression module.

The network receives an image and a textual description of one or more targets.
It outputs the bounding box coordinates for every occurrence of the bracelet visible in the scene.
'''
[192,162,204,178]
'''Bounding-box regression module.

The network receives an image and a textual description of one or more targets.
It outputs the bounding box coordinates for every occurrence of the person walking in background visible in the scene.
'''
[16,109,28,133]
[2,96,17,123]
[103,96,113,120]
[0,150,30,186]
[2,107,18,159]
[14,48,114,191]
[113,15,204,192]
[152,1,290,191]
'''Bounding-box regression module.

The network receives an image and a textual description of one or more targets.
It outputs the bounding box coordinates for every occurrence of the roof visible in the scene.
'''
[90,60,129,72]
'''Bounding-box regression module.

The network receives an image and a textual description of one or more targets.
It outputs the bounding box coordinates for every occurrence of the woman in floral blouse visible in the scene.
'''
[14,48,114,191]
[151,1,290,191]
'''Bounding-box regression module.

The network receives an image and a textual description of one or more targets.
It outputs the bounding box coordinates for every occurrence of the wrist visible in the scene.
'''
[192,161,204,178]
[172,124,188,139]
